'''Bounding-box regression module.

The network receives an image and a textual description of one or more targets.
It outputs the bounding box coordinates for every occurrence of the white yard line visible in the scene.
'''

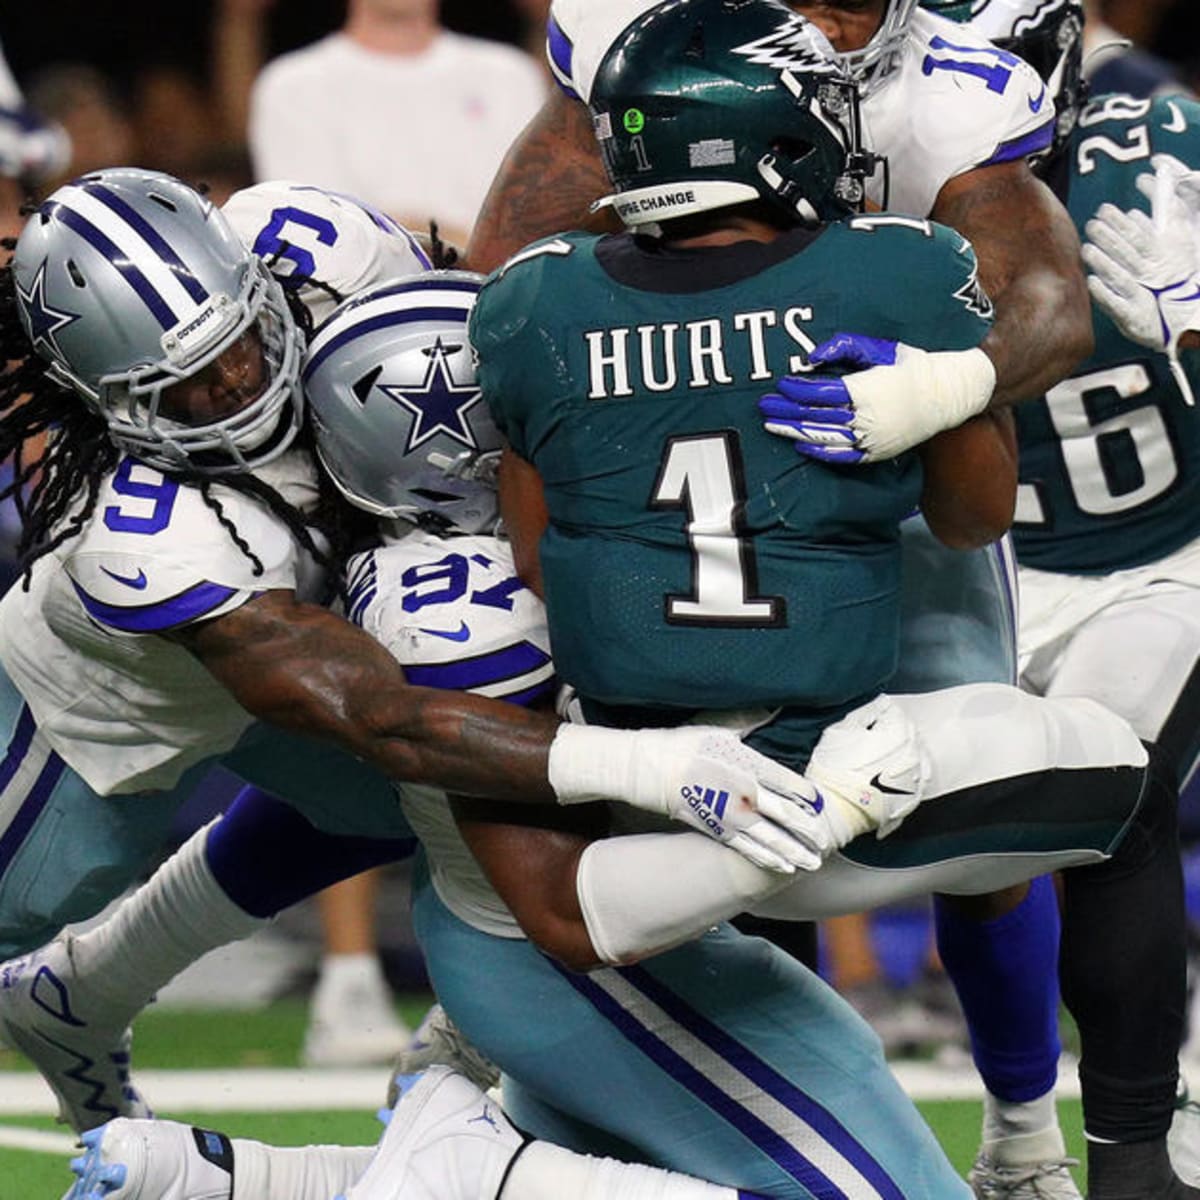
[0,1061,1083,1155]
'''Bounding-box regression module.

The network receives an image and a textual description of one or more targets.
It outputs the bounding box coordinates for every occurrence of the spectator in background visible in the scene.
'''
[248,0,546,250]
[246,0,546,1067]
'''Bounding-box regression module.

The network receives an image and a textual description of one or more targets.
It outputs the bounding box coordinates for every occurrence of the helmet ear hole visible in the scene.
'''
[352,365,383,405]
[66,260,86,289]
[771,136,818,169]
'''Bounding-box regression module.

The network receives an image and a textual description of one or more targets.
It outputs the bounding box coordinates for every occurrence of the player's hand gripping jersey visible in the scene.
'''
[546,0,1054,216]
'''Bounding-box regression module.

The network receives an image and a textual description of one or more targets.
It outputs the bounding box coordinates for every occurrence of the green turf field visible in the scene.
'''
[0,998,1088,1199]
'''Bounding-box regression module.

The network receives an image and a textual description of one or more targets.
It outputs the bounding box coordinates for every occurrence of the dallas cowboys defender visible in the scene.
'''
[465,1,1101,1196]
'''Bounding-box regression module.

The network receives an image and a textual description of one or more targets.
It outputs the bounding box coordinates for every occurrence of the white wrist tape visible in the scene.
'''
[548,724,650,807]
[575,832,787,966]
[853,345,997,460]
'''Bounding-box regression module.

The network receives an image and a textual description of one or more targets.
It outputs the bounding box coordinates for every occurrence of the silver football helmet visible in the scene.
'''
[12,167,303,475]
[303,271,502,534]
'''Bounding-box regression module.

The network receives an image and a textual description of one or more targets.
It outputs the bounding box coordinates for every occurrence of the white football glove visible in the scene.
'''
[803,694,929,844]
[548,724,834,873]
[0,105,70,182]
[1082,154,1200,405]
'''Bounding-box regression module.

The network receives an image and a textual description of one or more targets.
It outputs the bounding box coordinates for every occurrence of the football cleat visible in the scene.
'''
[62,1119,233,1200]
[388,1004,500,1108]
[968,1151,1082,1199]
[0,936,152,1132]
[301,956,412,1069]
[343,1067,525,1200]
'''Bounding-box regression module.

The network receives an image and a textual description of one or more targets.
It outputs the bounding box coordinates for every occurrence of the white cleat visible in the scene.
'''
[62,1119,233,1200]
[301,958,411,1069]
[344,1067,525,1200]
[388,1004,500,1108]
[0,936,152,1132]
[968,1151,1083,1199]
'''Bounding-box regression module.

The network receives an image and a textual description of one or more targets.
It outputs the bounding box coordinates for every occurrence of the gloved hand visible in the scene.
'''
[759,333,997,462]
[1082,153,1200,405]
[804,694,928,844]
[548,723,836,873]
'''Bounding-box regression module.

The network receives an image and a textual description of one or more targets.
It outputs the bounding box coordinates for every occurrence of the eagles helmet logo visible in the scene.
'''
[731,15,845,75]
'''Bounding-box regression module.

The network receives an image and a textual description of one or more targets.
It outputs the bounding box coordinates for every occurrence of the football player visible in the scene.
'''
[467,5,1187,1199]
[0,170,927,1136]
[473,4,1092,1195]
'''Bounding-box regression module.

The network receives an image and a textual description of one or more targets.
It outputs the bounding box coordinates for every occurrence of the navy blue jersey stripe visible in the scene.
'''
[72,579,244,633]
[546,14,579,98]
[983,120,1054,167]
[401,641,550,692]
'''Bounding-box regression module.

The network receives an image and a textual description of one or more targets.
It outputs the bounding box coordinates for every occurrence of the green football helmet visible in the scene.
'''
[589,0,882,229]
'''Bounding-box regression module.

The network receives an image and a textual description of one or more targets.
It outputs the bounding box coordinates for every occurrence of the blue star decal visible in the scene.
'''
[380,337,483,454]
[16,261,80,362]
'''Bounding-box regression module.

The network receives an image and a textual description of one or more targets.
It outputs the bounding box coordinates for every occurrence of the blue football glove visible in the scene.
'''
[759,332,997,463]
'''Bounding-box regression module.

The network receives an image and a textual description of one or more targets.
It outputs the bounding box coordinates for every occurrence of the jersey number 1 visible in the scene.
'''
[650,431,785,627]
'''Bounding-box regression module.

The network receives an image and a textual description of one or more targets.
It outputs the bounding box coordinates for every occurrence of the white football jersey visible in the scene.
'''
[546,2,1053,216]
[346,529,555,939]
[223,182,433,327]
[0,450,327,795]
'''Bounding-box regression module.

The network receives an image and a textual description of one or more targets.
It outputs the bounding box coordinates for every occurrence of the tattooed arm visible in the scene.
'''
[467,90,618,275]
[170,589,561,802]
[933,159,1093,409]
[169,590,828,872]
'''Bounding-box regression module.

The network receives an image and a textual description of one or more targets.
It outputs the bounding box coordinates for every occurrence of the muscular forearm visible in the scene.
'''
[466,91,615,274]
[177,592,560,803]
[934,163,1093,409]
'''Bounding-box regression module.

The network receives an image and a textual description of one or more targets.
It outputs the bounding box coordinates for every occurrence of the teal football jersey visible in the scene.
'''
[473,218,992,717]
[1013,94,1200,573]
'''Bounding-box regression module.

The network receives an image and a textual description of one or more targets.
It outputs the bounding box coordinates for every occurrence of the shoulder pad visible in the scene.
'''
[224,182,433,326]
[866,12,1054,215]
[346,532,555,707]
[65,457,313,633]
[546,0,658,102]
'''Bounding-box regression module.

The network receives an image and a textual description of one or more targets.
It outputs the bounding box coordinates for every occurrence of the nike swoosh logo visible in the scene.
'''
[1028,86,1047,114]
[100,566,148,590]
[419,622,470,642]
[870,772,912,797]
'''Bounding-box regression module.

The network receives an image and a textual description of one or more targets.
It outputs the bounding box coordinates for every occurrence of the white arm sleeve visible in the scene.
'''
[575,831,791,966]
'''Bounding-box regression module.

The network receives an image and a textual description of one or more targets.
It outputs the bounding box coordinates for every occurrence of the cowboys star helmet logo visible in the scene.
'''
[380,336,484,454]
[16,261,80,363]
[731,15,842,74]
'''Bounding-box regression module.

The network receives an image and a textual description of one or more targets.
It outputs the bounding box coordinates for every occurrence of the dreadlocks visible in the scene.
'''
[0,245,353,593]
